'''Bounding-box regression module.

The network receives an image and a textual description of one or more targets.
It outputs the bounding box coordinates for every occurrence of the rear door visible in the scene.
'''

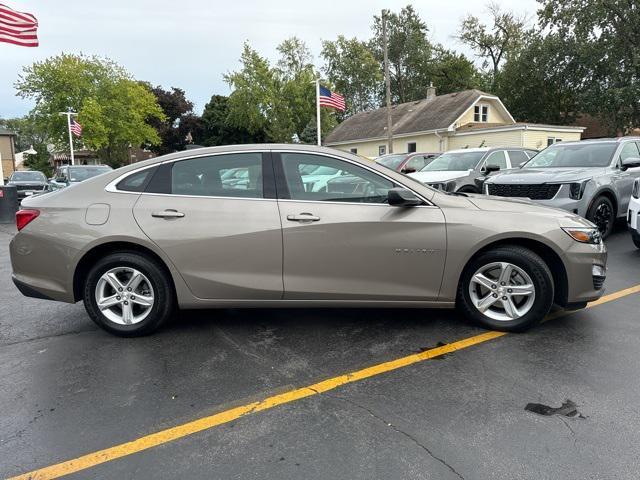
[133,151,283,300]
[274,151,447,301]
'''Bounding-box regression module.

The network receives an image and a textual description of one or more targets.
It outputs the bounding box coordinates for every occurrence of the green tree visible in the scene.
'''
[457,2,528,90]
[430,47,481,95]
[370,5,434,103]
[321,35,382,115]
[145,84,195,154]
[15,53,165,166]
[0,116,52,176]
[496,32,583,125]
[225,40,336,143]
[200,95,263,146]
[538,0,640,134]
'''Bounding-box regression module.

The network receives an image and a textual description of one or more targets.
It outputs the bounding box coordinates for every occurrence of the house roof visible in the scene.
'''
[324,89,499,144]
[0,127,16,136]
[454,122,585,134]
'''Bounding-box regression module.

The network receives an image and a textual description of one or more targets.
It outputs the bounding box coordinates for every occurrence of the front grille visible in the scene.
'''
[15,185,45,191]
[593,275,606,290]
[487,183,561,200]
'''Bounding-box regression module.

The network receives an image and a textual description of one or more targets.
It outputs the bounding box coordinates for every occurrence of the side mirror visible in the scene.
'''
[621,157,640,171]
[400,167,416,174]
[484,164,501,175]
[388,187,422,207]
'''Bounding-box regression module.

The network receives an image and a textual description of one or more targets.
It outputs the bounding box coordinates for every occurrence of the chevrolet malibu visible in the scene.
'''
[10,145,607,337]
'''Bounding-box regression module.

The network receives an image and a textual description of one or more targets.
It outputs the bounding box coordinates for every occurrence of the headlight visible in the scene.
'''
[444,180,457,192]
[568,180,589,200]
[633,179,639,199]
[562,227,602,244]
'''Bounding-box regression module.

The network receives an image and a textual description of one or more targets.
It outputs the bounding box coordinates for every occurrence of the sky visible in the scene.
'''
[0,0,539,118]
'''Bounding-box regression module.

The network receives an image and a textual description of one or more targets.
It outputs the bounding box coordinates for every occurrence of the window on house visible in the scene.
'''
[350,148,358,154]
[378,145,386,156]
[474,105,489,122]
[407,142,417,153]
[547,137,563,146]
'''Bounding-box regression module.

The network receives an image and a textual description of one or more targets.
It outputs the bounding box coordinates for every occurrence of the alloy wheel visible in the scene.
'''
[592,202,613,235]
[95,267,154,325]
[468,262,536,321]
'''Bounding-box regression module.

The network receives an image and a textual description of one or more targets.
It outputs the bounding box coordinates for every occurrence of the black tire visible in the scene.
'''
[83,251,174,337]
[457,246,554,332]
[586,196,615,239]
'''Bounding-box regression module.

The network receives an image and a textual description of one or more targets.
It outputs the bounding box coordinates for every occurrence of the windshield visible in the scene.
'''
[68,166,112,182]
[10,171,46,182]
[376,155,407,169]
[525,143,617,168]
[420,151,485,171]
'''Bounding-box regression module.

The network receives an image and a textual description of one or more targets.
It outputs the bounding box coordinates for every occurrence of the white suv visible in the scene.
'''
[629,178,640,248]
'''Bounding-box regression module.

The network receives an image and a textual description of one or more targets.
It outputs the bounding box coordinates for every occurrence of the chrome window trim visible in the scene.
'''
[104,148,436,207]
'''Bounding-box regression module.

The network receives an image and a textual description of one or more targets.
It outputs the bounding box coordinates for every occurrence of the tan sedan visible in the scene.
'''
[10,145,607,336]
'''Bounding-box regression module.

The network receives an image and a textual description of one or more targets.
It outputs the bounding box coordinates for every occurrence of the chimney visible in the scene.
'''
[426,82,436,101]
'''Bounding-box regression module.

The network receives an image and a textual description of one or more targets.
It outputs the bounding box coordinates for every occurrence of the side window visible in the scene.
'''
[619,142,640,165]
[484,151,508,169]
[507,150,530,168]
[171,153,263,198]
[281,153,396,204]
[116,167,156,192]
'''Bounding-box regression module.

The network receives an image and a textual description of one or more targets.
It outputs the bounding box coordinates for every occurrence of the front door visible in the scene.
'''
[133,151,283,300]
[274,152,447,301]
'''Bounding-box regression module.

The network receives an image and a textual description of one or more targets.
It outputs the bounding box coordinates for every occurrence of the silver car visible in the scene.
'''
[10,144,606,336]
[409,147,538,193]
[485,138,640,238]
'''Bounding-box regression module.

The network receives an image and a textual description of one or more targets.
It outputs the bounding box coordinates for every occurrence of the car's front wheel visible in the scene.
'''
[83,252,174,337]
[457,246,554,332]
[587,196,615,239]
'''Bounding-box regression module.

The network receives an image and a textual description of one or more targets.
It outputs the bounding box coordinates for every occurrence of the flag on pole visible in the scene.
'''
[70,119,82,137]
[319,86,345,111]
[0,4,39,47]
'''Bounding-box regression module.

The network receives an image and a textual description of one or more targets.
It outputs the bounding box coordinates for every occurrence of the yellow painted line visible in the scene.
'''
[8,284,640,480]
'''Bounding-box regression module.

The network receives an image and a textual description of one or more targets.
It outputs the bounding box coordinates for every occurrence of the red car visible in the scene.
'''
[375,152,440,174]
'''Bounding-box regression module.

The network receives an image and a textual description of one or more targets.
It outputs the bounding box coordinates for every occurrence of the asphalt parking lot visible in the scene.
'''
[1,222,639,480]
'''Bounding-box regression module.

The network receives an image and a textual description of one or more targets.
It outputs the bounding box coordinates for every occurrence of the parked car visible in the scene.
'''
[11,144,606,337]
[408,147,537,193]
[5,170,49,199]
[484,138,640,238]
[376,152,440,174]
[628,178,640,248]
[50,165,113,189]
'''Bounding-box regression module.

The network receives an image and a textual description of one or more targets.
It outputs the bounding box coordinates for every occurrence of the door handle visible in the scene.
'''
[287,213,320,222]
[152,209,185,218]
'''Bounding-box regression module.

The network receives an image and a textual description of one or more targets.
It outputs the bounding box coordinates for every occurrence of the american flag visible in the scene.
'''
[319,85,345,111]
[0,4,38,47]
[70,119,82,137]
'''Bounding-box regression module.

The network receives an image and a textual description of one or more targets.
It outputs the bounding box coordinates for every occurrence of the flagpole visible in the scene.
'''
[316,79,321,147]
[59,110,77,166]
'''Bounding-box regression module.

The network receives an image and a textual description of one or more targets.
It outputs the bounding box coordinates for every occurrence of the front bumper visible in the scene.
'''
[628,199,639,237]
[486,183,589,217]
[563,239,607,304]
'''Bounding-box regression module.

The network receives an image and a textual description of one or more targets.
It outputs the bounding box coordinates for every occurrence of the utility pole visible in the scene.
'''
[58,110,77,165]
[382,9,393,154]
[315,78,322,146]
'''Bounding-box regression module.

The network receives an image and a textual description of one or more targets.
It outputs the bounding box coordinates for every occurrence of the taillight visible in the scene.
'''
[16,209,40,231]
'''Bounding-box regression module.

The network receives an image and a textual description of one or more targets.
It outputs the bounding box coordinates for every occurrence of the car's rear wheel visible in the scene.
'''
[83,252,174,337]
[457,246,554,332]
[587,196,615,239]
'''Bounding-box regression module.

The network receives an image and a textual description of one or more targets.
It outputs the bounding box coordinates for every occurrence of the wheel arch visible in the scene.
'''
[73,240,178,303]
[457,237,569,307]
[589,188,618,218]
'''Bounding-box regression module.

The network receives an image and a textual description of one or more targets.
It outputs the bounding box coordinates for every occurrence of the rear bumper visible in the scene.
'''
[12,275,55,301]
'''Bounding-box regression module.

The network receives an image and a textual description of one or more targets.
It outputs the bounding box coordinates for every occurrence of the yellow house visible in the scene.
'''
[324,89,585,157]
[0,127,17,181]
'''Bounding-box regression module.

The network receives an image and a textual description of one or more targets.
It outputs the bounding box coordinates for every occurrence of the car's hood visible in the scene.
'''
[487,167,606,184]
[464,193,594,226]
[409,170,471,183]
